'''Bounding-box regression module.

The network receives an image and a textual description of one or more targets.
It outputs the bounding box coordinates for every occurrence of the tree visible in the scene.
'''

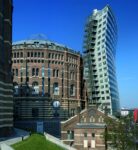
[104,114,138,150]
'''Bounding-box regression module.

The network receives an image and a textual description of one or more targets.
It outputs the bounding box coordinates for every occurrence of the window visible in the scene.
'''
[52,53,54,59]
[32,68,35,76]
[20,52,23,57]
[98,58,101,61]
[55,54,57,59]
[53,82,59,95]
[14,53,16,58]
[67,131,74,140]
[103,56,106,59]
[103,61,106,65]
[48,53,51,58]
[99,116,104,122]
[100,80,103,83]
[90,116,95,122]
[101,91,104,94]
[98,30,101,34]
[34,52,37,57]
[38,52,40,57]
[16,69,18,76]
[53,69,59,77]
[17,52,19,58]
[70,84,75,96]
[84,133,87,138]
[103,15,106,19]
[102,39,105,43]
[103,27,106,31]
[42,52,44,57]
[53,69,55,77]
[36,68,39,76]
[100,74,103,78]
[71,109,75,116]
[98,24,102,28]
[102,33,105,37]
[92,133,95,138]
[99,68,102,72]
[103,21,106,24]
[107,96,110,99]
[56,70,59,77]
[97,42,100,45]
[32,81,39,95]
[27,52,30,57]
[31,52,33,57]
[101,85,104,89]
[98,36,101,39]
[102,97,105,100]
[106,90,109,93]
[105,78,108,82]
[98,52,101,56]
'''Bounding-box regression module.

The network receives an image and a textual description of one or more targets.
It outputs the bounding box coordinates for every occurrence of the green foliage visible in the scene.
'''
[12,134,64,150]
[104,114,138,150]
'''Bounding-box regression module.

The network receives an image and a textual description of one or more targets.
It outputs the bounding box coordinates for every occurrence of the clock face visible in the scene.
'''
[53,101,60,108]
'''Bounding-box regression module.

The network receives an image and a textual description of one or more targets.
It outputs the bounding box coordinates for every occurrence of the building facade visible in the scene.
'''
[83,5,120,115]
[12,39,85,120]
[61,107,111,150]
[0,0,13,136]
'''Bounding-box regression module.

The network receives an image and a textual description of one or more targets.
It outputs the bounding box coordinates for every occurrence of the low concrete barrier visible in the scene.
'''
[44,132,76,150]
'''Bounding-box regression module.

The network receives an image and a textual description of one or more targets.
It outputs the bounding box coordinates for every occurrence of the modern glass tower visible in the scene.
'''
[83,5,120,115]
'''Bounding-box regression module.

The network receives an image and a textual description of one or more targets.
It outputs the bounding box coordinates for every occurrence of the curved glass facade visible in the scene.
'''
[83,5,120,115]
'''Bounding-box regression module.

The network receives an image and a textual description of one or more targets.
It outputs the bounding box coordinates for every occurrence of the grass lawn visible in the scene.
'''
[12,134,64,150]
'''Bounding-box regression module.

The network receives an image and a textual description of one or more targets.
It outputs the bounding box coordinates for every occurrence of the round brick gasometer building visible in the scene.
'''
[12,39,86,120]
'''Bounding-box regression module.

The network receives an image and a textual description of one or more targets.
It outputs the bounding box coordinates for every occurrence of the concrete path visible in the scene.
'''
[0,128,30,149]
[0,143,14,150]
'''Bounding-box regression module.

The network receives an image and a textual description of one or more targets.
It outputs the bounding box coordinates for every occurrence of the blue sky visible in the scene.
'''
[13,0,138,108]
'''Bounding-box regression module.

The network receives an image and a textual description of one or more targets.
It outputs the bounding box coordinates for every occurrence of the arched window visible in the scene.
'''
[52,53,54,59]
[70,84,75,96]
[32,81,39,95]
[53,69,55,77]
[53,82,59,95]
[32,68,35,76]
[17,52,19,58]
[99,116,104,123]
[53,69,59,77]
[90,116,95,122]
[36,68,39,76]
[55,54,57,59]
[56,70,59,77]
